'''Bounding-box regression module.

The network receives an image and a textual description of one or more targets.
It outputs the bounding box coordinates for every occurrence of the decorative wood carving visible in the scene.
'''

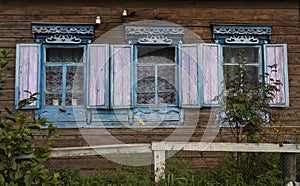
[125,26,184,45]
[212,25,271,44]
[32,23,94,44]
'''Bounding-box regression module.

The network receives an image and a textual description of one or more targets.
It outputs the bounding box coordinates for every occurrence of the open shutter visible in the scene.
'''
[87,44,109,108]
[201,44,221,107]
[179,44,201,108]
[110,45,133,108]
[264,44,289,107]
[15,44,41,109]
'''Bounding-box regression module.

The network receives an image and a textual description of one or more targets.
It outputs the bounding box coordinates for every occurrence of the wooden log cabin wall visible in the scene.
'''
[0,0,299,149]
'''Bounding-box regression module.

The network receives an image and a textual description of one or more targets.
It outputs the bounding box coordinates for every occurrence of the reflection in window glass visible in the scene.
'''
[44,47,84,106]
[136,47,177,106]
[223,47,260,89]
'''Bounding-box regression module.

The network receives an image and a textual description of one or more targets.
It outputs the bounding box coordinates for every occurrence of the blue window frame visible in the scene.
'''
[133,45,179,107]
[221,45,262,90]
[42,45,87,108]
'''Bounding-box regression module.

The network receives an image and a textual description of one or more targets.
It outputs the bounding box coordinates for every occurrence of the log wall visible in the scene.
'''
[0,0,299,147]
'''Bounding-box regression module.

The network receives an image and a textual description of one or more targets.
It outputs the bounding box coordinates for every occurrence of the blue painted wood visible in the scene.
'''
[264,44,289,107]
[87,44,109,108]
[41,44,86,108]
[15,44,41,109]
[133,45,178,107]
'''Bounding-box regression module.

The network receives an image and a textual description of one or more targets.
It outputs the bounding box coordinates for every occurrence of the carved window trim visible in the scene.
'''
[32,23,95,44]
[212,25,272,44]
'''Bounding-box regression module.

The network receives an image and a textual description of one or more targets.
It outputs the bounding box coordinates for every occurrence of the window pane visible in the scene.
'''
[223,66,259,89]
[245,66,259,87]
[45,94,61,106]
[158,92,176,104]
[138,47,175,64]
[223,47,260,89]
[137,66,155,92]
[136,46,176,106]
[137,93,155,105]
[66,66,84,106]
[223,47,259,64]
[158,65,176,91]
[46,48,83,63]
[45,66,62,92]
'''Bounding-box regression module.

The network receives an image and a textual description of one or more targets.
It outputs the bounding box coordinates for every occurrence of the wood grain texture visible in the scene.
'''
[180,45,199,107]
[202,44,219,105]
[88,45,107,107]
[113,46,131,107]
[18,45,39,106]
[265,45,287,106]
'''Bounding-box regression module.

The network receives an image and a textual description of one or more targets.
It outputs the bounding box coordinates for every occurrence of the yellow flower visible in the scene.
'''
[273,128,280,133]
[134,116,145,126]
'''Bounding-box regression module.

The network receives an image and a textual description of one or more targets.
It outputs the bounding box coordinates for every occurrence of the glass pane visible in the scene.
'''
[66,66,84,106]
[137,93,155,105]
[45,94,61,106]
[137,66,155,92]
[45,66,62,92]
[66,93,84,106]
[223,66,259,89]
[158,65,176,91]
[138,47,175,64]
[245,66,259,87]
[158,92,176,104]
[223,47,259,64]
[46,48,83,63]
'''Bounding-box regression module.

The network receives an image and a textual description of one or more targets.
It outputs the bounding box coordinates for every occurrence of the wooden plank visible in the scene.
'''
[154,150,165,182]
[202,44,219,106]
[0,0,298,10]
[50,143,151,157]
[178,44,200,107]
[112,45,131,108]
[88,44,108,107]
[152,142,300,153]
[18,45,39,105]
[265,44,288,106]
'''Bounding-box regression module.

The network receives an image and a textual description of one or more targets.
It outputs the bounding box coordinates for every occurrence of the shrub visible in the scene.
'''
[0,49,60,186]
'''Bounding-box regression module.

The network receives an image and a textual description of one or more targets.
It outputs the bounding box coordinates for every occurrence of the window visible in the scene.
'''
[222,46,261,89]
[213,25,289,107]
[43,46,85,106]
[135,46,177,106]
[15,24,289,128]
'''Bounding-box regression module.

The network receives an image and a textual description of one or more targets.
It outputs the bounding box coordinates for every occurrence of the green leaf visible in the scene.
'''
[15,170,23,180]
[0,174,4,183]
[24,174,32,186]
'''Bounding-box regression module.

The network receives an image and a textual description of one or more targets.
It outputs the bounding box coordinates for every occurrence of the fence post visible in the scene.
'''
[280,140,297,182]
[152,142,166,182]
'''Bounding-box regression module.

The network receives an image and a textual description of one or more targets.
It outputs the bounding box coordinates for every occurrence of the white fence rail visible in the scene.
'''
[46,142,300,182]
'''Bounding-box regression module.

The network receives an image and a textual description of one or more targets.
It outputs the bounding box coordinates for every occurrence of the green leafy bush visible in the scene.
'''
[0,49,60,186]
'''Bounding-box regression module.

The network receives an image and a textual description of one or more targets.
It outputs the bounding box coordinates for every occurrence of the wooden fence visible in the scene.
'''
[46,142,300,182]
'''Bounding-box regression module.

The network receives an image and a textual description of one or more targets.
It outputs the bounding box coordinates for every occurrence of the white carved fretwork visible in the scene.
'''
[138,35,172,44]
[225,35,259,44]
[45,34,82,44]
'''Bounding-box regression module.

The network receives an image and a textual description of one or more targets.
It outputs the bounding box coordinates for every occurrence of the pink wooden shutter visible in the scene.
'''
[201,44,220,106]
[88,44,109,108]
[111,45,132,108]
[15,44,41,109]
[180,44,200,108]
[264,44,289,107]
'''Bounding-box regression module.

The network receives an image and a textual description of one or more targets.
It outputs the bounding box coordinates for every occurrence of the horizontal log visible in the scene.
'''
[152,142,300,153]
[50,143,151,157]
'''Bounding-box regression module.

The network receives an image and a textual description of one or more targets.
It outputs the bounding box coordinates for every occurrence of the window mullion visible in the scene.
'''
[61,65,67,106]
[155,65,158,106]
